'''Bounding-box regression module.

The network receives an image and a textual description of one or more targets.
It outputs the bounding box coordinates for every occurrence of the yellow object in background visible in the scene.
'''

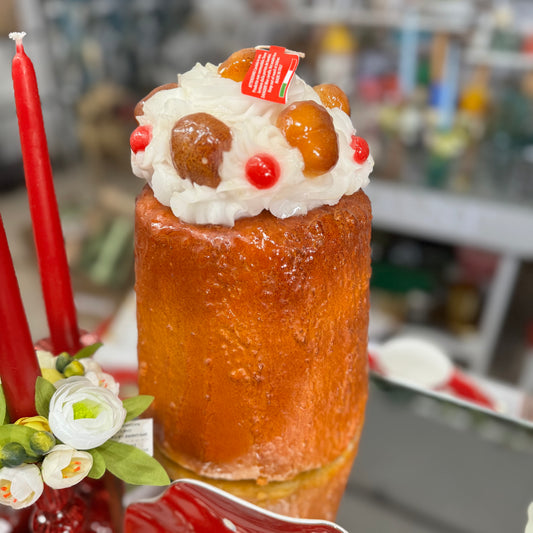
[316,25,357,98]
[321,24,356,54]
[459,67,490,117]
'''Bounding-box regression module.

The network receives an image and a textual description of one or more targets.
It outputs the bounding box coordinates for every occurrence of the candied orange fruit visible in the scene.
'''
[276,100,339,177]
[171,112,232,188]
[313,84,351,115]
[218,48,257,82]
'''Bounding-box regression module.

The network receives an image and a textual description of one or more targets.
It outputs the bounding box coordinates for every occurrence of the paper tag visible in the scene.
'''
[112,418,153,456]
[242,46,300,103]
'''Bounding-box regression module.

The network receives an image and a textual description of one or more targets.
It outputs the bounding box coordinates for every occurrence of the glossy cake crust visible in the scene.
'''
[135,184,371,482]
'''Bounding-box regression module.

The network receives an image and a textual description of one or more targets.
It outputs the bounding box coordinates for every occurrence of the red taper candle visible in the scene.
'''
[0,213,41,420]
[10,32,81,355]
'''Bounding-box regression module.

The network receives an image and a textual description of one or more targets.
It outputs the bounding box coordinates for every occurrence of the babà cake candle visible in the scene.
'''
[132,46,373,520]
[10,32,80,355]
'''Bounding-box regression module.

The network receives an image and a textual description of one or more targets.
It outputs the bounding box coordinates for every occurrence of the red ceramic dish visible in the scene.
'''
[124,479,349,533]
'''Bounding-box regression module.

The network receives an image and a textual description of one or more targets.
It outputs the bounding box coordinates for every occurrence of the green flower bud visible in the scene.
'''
[29,431,56,456]
[63,360,85,378]
[55,353,71,373]
[1,442,28,467]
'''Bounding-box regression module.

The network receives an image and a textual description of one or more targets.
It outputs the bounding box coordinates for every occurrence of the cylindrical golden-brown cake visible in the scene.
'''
[132,47,374,520]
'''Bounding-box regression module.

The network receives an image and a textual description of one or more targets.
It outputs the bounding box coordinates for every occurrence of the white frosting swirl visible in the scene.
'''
[132,62,373,226]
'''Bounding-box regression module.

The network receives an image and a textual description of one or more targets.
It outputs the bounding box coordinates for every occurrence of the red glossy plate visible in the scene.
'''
[124,479,348,533]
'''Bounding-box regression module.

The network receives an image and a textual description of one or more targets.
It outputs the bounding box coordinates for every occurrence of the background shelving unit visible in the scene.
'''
[367,180,532,374]
[4,0,533,381]
[290,0,533,377]
[290,3,476,35]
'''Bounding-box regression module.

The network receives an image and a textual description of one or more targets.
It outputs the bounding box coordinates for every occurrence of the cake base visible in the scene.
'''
[155,434,361,521]
[135,185,372,482]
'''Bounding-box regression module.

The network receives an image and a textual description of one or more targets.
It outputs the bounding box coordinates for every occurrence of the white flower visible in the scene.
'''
[41,445,93,489]
[0,464,43,509]
[79,358,103,374]
[84,370,120,396]
[48,376,126,450]
[80,359,121,393]
[36,350,56,369]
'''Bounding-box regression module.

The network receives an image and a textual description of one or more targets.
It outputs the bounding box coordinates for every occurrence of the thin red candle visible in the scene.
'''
[0,213,40,421]
[10,32,81,355]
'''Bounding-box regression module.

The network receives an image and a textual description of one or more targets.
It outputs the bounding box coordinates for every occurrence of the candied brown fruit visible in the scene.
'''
[218,48,257,82]
[171,113,232,188]
[134,82,179,118]
[276,100,339,177]
[313,84,351,115]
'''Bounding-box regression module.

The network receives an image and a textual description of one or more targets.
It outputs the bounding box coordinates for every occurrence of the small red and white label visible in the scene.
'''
[242,46,300,103]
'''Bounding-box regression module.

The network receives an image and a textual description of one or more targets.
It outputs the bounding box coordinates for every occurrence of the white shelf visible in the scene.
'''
[289,0,533,376]
[289,3,475,34]
[366,181,533,260]
[466,48,533,71]
[367,180,530,374]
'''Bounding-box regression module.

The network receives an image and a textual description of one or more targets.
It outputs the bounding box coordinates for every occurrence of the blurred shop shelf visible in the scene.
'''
[289,1,476,35]
[466,48,533,70]
[367,180,533,375]
[466,10,533,70]
[367,181,533,259]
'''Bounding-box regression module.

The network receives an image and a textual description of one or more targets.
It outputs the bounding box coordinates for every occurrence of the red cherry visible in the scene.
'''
[350,135,370,164]
[245,154,280,189]
[130,125,152,153]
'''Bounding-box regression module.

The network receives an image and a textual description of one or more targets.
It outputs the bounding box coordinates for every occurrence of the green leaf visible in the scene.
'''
[0,424,39,458]
[35,376,56,418]
[0,387,6,425]
[122,395,154,423]
[88,448,106,479]
[98,440,170,486]
[73,342,103,360]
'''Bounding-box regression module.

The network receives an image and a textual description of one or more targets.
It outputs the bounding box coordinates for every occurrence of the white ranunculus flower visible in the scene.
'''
[0,464,43,509]
[84,370,120,396]
[48,376,126,450]
[41,445,93,489]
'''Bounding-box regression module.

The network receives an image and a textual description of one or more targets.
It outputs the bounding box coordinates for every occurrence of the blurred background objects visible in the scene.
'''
[1,0,533,387]
[2,1,533,531]
[2,0,533,379]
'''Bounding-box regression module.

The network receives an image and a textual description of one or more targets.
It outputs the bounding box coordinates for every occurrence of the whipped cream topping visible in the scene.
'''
[132,62,373,226]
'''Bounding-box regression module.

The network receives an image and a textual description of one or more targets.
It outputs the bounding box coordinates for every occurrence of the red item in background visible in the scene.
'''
[455,247,498,286]
[31,484,84,533]
[0,507,32,533]
[125,479,346,533]
[447,370,496,410]
[0,475,124,533]
[0,213,40,421]
[11,33,80,355]
[522,35,533,54]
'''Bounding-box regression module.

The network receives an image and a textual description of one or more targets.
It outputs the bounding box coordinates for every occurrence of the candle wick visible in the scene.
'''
[8,31,27,52]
